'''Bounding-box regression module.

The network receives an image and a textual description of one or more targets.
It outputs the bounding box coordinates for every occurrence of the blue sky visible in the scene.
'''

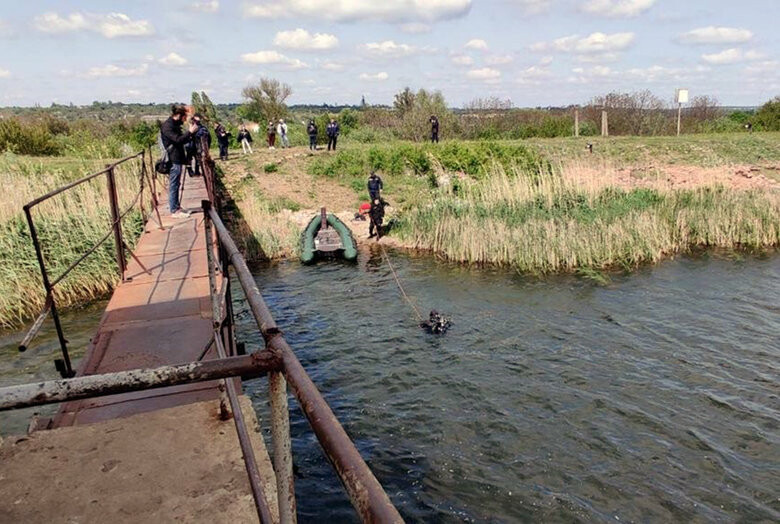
[0,0,777,107]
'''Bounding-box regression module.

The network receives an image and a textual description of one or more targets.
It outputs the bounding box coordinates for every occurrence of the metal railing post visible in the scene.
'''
[23,206,74,378]
[270,372,296,524]
[106,165,127,278]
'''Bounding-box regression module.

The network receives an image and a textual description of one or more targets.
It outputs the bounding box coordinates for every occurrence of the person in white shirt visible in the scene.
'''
[277,119,289,148]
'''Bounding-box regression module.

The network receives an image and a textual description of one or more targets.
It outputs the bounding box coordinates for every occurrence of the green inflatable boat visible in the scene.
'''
[300,208,358,263]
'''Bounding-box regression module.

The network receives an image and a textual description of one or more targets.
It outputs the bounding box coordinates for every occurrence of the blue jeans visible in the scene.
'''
[169,163,182,213]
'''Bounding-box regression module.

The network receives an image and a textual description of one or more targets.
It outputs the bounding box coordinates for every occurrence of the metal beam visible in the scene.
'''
[0,352,281,411]
[205,203,404,524]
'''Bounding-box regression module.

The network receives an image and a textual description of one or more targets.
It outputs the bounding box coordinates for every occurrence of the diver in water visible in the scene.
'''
[420,310,451,334]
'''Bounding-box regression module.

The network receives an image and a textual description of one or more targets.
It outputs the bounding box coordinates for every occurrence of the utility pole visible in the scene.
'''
[675,88,688,137]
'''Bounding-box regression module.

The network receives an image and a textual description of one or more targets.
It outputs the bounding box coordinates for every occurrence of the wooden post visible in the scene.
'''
[574,108,580,137]
[601,110,609,137]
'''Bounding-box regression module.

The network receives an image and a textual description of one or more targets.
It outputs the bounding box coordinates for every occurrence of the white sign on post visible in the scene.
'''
[676,89,689,104]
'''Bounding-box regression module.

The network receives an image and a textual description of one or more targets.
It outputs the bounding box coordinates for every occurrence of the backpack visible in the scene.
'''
[155,132,174,174]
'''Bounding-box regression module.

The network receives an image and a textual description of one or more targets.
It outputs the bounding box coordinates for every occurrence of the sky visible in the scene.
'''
[0,0,777,108]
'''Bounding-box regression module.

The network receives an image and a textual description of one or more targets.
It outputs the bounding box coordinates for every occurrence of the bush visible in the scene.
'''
[0,119,61,156]
[263,163,278,173]
[755,96,780,131]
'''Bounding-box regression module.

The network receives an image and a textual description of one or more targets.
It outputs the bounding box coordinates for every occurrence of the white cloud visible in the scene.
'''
[362,40,417,58]
[241,50,309,69]
[581,0,655,18]
[243,0,472,23]
[274,28,339,51]
[486,54,513,66]
[85,63,149,78]
[465,38,488,51]
[158,52,188,66]
[192,0,220,13]
[359,72,389,81]
[517,65,551,84]
[467,67,501,82]
[539,56,553,65]
[452,55,474,66]
[702,48,762,65]
[0,68,10,78]
[400,22,431,34]
[744,61,779,75]
[514,0,554,14]
[34,12,155,38]
[321,61,345,71]
[679,26,753,45]
[572,65,614,77]
[531,32,634,54]
[625,65,680,81]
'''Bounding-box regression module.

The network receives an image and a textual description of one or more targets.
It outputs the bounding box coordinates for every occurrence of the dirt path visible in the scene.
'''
[220,147,408,250]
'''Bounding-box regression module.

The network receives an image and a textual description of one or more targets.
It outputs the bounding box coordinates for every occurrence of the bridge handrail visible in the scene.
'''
[202,200,404,523]
[18,150,159,376]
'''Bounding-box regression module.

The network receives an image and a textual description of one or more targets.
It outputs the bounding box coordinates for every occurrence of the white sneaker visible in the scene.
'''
[171,210,191,219]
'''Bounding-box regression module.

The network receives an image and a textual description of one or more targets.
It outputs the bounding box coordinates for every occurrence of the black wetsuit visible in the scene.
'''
[369,199,387,238]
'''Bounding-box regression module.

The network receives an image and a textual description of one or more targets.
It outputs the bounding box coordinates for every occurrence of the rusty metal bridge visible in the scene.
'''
[0,143,403,523]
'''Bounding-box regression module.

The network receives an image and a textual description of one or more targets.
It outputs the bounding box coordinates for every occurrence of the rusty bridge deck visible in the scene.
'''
[0,173,279,523]
[52,174,225,426]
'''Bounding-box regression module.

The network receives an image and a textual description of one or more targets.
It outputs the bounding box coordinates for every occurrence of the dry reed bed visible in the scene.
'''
[0,157,146,328]
[396,163,779,272]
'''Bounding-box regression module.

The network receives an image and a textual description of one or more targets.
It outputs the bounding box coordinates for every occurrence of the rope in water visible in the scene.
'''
[379,243,423,322]
[369,212,423,322]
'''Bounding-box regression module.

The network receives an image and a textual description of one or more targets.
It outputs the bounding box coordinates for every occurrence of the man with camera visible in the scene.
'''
[160,104,198,218]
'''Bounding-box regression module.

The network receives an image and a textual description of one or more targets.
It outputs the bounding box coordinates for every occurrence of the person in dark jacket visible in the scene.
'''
[215,122,231,160]
[306,119,318,150]
[367,171,383,201]
[430,115,439,143]
[160,104,197,218]
[237,125,253,154]
[326,118,340,151]
[420,310,451,334]
[368,198,388,239]
[192,114,211,177]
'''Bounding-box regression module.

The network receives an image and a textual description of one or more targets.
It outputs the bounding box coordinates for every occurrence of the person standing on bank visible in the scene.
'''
[326,118,340,151]
[368,198,387,239]
[237,125,253,155]
[430,115,439,143]
[160,104,198,218]
[367,171,383,201]
[307,119,318,150]
[266,120,277,148]
[277,119,289,148]
[215,122,230,161]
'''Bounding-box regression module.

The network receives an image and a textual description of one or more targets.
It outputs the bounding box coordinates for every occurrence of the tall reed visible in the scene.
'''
[0,155,146,328]
[395,164,779,272]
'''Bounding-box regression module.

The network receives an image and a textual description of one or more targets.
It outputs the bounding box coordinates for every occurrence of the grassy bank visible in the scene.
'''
[0,154,145,329]
[394,165,779,272]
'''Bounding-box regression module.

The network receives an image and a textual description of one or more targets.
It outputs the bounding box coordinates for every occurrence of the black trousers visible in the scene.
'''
[309,136,317,150]
[218,142,228,160]
[369,218,382,237]
[328,136,337,150]
[431,131,439,143]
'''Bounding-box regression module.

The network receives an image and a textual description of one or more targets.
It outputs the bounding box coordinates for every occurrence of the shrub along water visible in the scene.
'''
[0,155,145,328]
[394,166,779,272]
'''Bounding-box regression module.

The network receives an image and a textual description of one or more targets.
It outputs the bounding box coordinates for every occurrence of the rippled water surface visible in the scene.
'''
[2,251,778,522]
[236,249,779,523]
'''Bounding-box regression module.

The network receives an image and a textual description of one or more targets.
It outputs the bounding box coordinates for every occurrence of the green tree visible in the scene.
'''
[191,91,217,122]
[241,78,293,123]
[393,87,416,116]
[755,96,780,131]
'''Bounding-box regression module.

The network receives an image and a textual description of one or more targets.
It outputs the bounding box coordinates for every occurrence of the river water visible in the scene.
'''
[2,250,778,522]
